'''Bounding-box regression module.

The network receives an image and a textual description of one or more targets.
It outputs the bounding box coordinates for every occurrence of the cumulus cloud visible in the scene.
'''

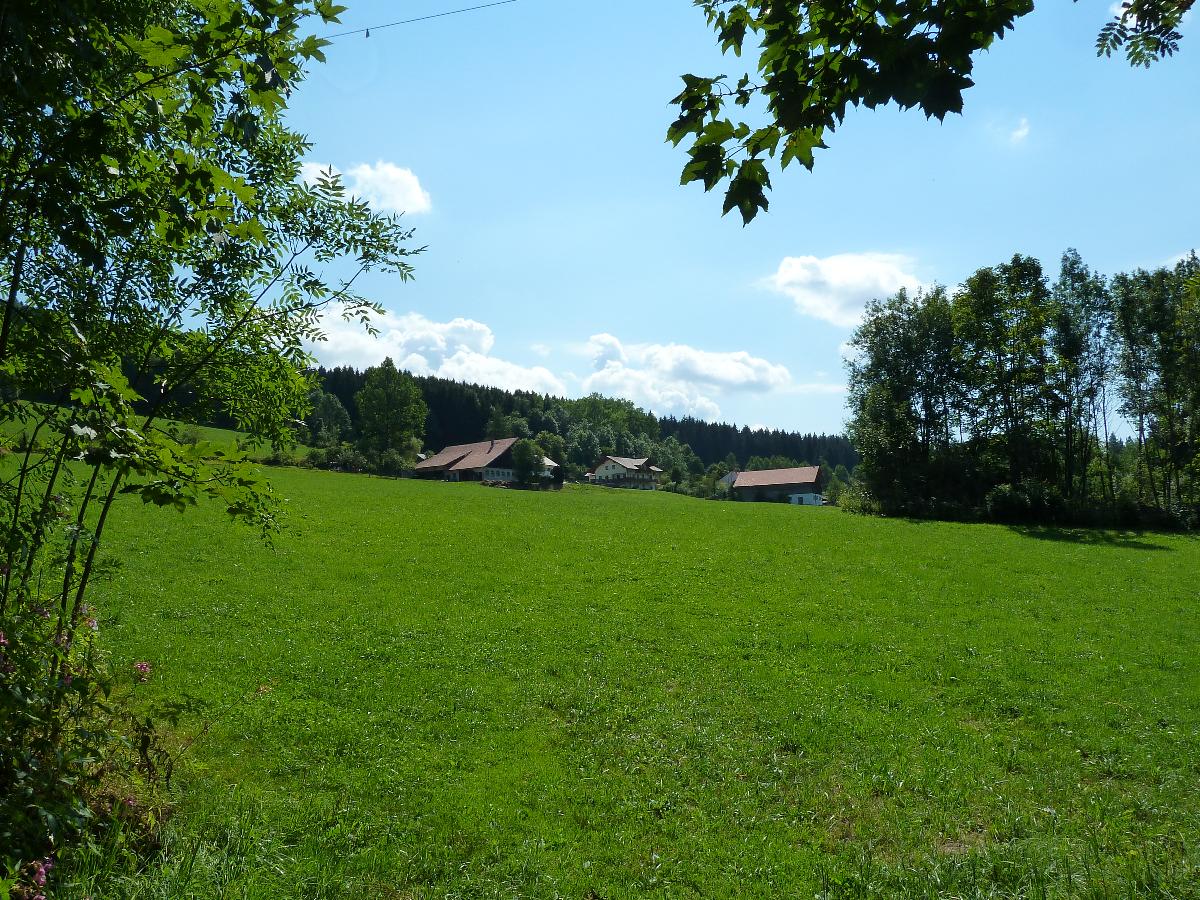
[586,363,722,421]
[309,311,565,395]
[766,252,924,327]
[1010,116,1031,144]
[300,159,431,214]
[580,333,793,420]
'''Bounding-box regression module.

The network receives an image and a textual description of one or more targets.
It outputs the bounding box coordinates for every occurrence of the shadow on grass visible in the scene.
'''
[1007,524,1176,551]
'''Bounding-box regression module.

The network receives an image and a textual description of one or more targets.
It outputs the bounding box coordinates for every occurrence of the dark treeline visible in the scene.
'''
[314,366,857,476]
[847,249,1199,528]
[658,415,856,472]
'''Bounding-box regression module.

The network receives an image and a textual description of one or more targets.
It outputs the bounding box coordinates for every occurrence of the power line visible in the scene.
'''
[326,0,519,40]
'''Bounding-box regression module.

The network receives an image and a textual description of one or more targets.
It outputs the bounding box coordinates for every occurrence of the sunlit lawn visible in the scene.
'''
[72,468,1200,898]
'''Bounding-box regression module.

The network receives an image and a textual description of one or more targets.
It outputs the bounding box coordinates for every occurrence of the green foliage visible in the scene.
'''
[674,0,1188,222]
[319,368,859,477]
[0,0,416,872]
[354,359,426,454]
[847,250,1200,525]
[534,430,567,469]
[746,454,806,470]
[305,389,351,447]
[58,470,1200,896]
[510,438,543,486]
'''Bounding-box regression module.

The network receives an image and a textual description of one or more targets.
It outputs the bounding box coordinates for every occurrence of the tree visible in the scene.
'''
[306,388,352,447]
[1,0,417,863]
[846,249,1199,525]
[535,430,567,468]
[511,438,544,485]
[673,0,1192,222]
[355,359,427,454]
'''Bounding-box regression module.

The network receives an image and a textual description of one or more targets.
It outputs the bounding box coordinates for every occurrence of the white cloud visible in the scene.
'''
[1009,116,1031,144]
[579,333,793,420]
[586,362,722,420]
[300,159,432,215]
[309,311,565,395]
[766,252,924,327]
[299,161,333,185]
[530,342,551,357]
[586,333,627,368]
[437,350,564,394]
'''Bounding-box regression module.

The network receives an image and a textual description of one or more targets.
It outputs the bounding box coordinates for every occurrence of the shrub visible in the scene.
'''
[327,446,369,474]
[2,607,116,879]
[177,423,203,447]
[375,449,407,477]
[263,446,299,467]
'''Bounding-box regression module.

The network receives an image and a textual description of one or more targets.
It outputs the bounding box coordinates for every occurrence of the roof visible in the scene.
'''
[605,455,649,469]
[542,456,559,468]
[415,438,517,472]
[732,466,822,490]
[600,455,661,473]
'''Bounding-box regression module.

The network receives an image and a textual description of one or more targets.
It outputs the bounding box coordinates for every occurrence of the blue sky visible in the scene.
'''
[290,1,1198,434]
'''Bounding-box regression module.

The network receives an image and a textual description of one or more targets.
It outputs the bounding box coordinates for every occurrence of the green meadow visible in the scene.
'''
[72,468,1199,898]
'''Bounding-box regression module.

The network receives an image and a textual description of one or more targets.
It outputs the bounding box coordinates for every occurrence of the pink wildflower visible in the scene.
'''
[30,856,52,887]
[133,661,152,682]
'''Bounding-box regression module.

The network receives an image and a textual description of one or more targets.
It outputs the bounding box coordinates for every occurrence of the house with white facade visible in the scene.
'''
[590,455,663,490]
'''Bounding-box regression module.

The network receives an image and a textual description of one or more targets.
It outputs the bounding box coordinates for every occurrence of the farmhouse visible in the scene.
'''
[415,438,557,483]
[591,455,663,490]
[731,466,827,504]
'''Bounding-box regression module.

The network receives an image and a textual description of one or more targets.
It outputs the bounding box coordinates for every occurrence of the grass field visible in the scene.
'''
[68,468,1200,898]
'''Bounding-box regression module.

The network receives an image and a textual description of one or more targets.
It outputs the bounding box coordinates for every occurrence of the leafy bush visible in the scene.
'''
[985,481,1065,524]
[263,446,300,467]
[375,449,408,478]
[0,605,153,891]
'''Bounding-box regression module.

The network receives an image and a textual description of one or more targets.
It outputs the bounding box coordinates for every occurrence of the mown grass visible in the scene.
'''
[64,469,1200,898]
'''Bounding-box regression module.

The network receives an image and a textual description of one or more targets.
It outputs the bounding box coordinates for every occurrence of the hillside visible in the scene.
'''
[81,470,1199,898]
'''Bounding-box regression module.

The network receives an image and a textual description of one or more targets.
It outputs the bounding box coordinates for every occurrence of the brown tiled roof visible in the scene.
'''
[732,466,822,490]
[450,437,517,471]
[415,438,517,472]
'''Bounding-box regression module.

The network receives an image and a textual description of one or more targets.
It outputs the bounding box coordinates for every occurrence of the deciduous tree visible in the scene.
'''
[673,0,1192,222]
[355,358,427,453]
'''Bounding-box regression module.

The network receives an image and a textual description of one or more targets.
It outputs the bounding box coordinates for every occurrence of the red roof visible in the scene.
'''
[732,466,822,490]
[415,438,517,472]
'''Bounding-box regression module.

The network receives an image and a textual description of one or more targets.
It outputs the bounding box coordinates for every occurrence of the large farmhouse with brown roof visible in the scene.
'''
[415,438,556,484]
[731,466,827,504]
[590,455,662,490]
